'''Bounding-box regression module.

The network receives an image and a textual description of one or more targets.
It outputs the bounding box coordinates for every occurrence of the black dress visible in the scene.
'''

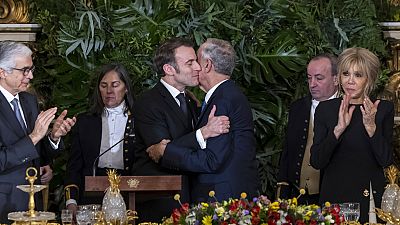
[310,98,394,223]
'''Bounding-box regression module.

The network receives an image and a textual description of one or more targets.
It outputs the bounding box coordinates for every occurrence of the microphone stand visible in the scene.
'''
[92,138,125,177]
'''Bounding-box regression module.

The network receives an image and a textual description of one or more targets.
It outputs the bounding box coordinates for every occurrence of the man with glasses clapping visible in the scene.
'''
[0,41,76,223]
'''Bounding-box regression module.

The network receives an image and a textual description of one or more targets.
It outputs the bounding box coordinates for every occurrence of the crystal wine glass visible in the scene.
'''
[341,202,360,222]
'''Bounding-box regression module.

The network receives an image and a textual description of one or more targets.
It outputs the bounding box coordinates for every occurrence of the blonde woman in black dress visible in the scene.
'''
[310,47,394,223]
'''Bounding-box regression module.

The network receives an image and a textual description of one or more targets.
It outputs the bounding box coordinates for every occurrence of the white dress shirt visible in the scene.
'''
[98,101,127,170]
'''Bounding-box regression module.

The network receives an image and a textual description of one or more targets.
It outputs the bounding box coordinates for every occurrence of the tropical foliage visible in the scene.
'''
[28,0,388,210]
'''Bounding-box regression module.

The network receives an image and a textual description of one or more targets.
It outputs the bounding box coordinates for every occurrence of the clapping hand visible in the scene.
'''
[360,97,379,137]
[49,109,77,142]
[29,108,76,145]
[334,95,355,139]
[29,107,57,145]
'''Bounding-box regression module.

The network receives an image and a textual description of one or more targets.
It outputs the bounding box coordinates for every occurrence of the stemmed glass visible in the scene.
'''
[341,202,360,222]
[76,210,91,225]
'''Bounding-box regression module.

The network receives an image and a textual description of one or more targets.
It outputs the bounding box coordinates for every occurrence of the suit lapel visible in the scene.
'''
[19,93,35,133]
[196,94,215,127]
[187,97,199,126]
[93,116,102,156]
[196,80,232,127]
[155,82,192,129]
[0,92,27,136]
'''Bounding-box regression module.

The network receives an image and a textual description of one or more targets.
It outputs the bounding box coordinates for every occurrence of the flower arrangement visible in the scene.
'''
[162,191,343,225]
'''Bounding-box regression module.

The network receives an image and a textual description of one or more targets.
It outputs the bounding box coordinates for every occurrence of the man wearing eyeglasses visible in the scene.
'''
[0,41,76,223]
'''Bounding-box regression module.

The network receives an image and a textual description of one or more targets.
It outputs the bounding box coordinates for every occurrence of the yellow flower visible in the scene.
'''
[209,191,215,197]
[270,201,280,211]
[296,189,306,199]
[202,215,212,225]
[240,192,247,199]
[290,197,297,207]
[174,194,180,201]
[201,202,209,209]
[163,217,173,225]
[325,202,331,208]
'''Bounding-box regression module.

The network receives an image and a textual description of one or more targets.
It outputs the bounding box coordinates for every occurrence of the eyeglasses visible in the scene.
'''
[11,65,35,76]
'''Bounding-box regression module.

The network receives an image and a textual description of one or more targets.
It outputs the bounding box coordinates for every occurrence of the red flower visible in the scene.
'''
[251,216,260,225]
[230,200,239,211]
[239,199,248,208]
[310,219,317,225]
[272,211,280,220]
[295,219,305,225]
[180,203,189,213]
[267,218,276,225]
[285,215,293,224]
[172,208,182,223]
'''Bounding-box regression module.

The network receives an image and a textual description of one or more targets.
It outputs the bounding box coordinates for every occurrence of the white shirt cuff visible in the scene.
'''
[48,135,60,149]
[196,129,207,149]
[66,199,77,207]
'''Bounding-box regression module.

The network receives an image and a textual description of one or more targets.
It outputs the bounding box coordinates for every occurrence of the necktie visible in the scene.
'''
[176,93,188,118]
[11,98,27,132]
[201,101,207,113]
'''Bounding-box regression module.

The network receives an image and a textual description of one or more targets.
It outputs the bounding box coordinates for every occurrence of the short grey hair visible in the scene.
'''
[0,41,32,73]
[201,38,236,76]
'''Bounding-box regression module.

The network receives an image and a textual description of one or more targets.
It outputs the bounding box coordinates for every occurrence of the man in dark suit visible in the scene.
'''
[0,41,76,223]
[277,53,338,204]
[147,38,260,203]
[132,37,229,222]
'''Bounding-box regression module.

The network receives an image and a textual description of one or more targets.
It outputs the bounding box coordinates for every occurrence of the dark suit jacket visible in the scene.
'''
[65,113,135,204]
[162,80,260,203]
[277,96,313,199]
[0,91,61,223]
[310,98,393,223]
[132,81,198,222]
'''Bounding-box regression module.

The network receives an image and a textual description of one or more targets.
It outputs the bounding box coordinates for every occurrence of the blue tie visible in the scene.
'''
[201,101,207,113]
[11,98,27,132]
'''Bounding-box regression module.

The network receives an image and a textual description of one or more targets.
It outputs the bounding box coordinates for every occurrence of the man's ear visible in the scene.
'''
[205,59,212,73]
[0,68,6,79]
[162,64,175,76]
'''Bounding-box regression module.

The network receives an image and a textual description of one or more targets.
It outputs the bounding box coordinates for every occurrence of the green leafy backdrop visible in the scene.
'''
[28,0,389,211]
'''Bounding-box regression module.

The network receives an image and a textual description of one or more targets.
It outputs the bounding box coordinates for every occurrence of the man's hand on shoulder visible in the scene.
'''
[200,105,230,140]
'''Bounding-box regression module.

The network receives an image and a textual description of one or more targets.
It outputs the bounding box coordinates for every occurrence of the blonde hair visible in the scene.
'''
[337,47,380,97]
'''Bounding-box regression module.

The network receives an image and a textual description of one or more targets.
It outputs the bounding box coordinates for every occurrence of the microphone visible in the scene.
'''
[92,117,135,177]
[92,133,134,177]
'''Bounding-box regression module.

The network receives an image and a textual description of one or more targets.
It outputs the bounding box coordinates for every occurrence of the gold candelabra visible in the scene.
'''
[7,167,55,225]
